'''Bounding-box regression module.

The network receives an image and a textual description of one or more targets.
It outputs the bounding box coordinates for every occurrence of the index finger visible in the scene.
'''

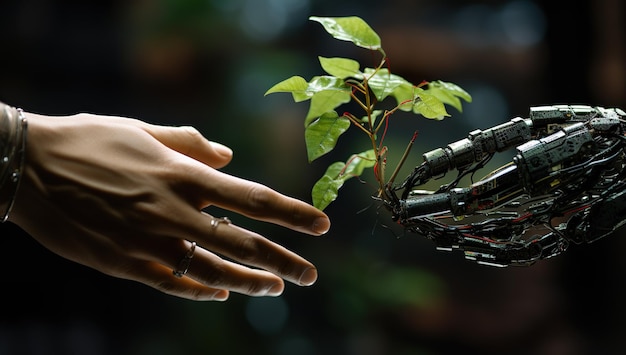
[198,169,331,236]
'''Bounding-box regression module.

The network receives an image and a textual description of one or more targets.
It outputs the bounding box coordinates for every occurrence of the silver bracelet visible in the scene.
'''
[0,103,28,222]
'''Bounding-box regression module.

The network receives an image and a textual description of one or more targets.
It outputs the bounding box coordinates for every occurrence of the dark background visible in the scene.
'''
[0,0,625,354]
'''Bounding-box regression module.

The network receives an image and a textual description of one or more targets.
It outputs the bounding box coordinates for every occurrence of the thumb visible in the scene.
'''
[143,124,233,169]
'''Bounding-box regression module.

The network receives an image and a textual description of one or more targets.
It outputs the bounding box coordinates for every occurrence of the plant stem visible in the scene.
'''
[344,113,371,136]
[386,130,418,188]
[351,92,370,116]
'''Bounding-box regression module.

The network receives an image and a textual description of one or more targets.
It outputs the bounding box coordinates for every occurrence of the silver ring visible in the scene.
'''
[210,216,231,228]
[173,241,196,278]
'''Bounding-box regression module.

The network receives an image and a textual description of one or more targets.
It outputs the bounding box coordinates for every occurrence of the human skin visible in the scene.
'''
[9,111,331,301]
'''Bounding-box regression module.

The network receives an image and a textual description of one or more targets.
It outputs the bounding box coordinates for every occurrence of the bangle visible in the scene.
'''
[0,103,28,222]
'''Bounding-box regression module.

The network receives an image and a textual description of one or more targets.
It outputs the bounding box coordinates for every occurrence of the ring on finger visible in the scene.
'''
[210,216,231,228]
[173,241,196,278]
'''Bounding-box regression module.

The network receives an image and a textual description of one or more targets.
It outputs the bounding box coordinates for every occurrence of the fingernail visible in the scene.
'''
[298,267,318,286]
[266,283,284,297]
[210,141,233,158]
[312,216,330,235]
[213,290,229,301]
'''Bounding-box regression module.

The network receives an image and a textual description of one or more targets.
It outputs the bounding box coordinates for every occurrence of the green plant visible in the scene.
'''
[265,16,471,210]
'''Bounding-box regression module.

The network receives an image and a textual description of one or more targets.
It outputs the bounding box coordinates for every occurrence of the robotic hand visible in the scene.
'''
[386,105,626,267]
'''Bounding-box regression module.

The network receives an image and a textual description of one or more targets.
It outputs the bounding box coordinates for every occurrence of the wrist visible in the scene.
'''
[0,102,28,222]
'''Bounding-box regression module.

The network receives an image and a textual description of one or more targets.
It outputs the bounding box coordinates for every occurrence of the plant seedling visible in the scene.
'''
[266,16,471,210]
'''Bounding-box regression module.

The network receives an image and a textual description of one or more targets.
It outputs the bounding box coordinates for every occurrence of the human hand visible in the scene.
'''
[9,112,330,301]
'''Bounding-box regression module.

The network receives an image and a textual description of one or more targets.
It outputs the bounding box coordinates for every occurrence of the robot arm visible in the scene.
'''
[388,105,626,267]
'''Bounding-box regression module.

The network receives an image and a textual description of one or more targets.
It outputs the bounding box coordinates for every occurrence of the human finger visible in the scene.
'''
[140,238,289,297]
[118,259,231,301]
[143,124,233,169]
[192,169,331,236]
[177,212,319,287]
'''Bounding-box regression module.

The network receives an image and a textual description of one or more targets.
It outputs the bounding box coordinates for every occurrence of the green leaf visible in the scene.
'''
[309,16,382,50]
[305,91,352,127]
[312,162,346,210]
[391,83,421,112]
[426,80,472,113]
[305,111,351,162]
[264,76,311,102]
[342,149,376,180]
[319,57,362,79]
[265,75,351,121]
[414,91,449,120]
[311,149,377,210]
[304,76,351,126]
[364,68,411,102]
[306,75,348,93]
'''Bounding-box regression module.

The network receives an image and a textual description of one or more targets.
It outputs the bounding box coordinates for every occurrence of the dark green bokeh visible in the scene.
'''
[1,1,625,354]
